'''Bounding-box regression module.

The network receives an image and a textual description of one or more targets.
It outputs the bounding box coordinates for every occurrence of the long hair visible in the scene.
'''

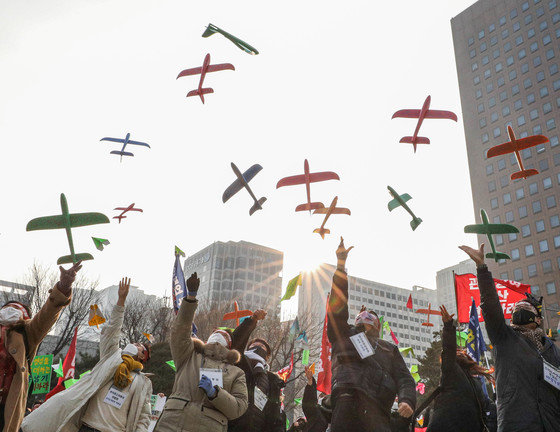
[456,349,495,385]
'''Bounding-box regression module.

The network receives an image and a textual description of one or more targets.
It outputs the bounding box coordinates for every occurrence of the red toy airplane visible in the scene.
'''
[392,96,458,153]
[312,196,351,239]
[222,301,252,327]
[415,303,442,327]
[113,204,143,224]
[176,53,235,104]
[486,125,548,180]
[276,159,340,212]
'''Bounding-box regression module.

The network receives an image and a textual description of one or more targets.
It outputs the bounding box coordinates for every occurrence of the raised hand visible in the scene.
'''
[459,243,485,267]
[187,272,200,298]
[398,401,413,418]
[57,261,83,296]
[117,277,131,306]
[252,309,267,321]
[336,236,354,269]
[440,305,455,324]
[304,365,314,385]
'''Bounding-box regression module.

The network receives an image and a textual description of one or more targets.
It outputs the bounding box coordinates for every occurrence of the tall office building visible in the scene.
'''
[452,0,560,329]
[183,240,283,311]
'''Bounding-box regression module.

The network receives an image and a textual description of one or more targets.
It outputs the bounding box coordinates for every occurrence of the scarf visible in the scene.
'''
[113,355,143,389]
[511,325,546,353]
[244,350,268,371]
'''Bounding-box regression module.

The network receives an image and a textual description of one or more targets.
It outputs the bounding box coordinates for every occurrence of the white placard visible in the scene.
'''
[200,368,224,388]
[154,395,167,412]
[254,386,268,411]
[543,360,560,391]
[349,333,375,359]
[103,386,129,409]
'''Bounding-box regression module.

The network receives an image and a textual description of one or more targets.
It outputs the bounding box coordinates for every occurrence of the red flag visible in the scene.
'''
[455,273,530,323]
[389,328,399,345]
[406,294,413,309]
[277,352,294,382]
[45,327,78,400]
[317,298,332,394]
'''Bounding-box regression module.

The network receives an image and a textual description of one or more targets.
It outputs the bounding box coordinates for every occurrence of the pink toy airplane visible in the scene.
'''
[113,204,143,224]
[222,301,252,327]
[176,53,235,104]
[276,159,340,212]
[486,125,548,180]
[415,303,442,327]
[392,96,458,153]
[312,196,351,239]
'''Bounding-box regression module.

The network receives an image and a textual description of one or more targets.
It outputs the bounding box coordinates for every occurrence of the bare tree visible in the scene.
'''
[121,296,174,345]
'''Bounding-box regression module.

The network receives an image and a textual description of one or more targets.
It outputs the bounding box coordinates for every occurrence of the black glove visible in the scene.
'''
[187,272,200,297]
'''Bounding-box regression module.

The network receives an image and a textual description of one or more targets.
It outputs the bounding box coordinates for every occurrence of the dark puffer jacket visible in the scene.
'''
[478,265,560,432]
[327,269,416,423]
[302,378,329,432]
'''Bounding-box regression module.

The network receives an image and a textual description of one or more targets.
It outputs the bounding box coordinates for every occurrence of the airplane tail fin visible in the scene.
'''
[399,136,430,145]
[313,228,330,239]
[511,169,539,180]
[296,202,325,212]
[57,253,94,265]
[110,151,134,157]
[485,252,510,262]
[187,88,214,103]
[202,25,218,38]
[410,217,423,231]
[249,197,267,216]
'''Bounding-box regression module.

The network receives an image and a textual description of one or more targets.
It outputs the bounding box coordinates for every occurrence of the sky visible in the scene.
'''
[1,0,479,313]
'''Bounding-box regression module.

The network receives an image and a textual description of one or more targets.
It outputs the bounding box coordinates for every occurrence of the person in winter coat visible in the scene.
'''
[287,417,307,432]
[327,237,416,432]
[426,305,495,432]
[154,272,248,432]
[301,365,330,432]
[228,309,285,432]
[0,261,81,432]
[460,244,560,432]
[22,277,153,432]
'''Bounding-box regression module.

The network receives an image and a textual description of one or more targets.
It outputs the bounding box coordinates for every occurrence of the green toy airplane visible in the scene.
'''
[464,209,519,261]
[387,185,423,231]
[92,237,110,251]
[27,193,110,265]
[202,23,259,55]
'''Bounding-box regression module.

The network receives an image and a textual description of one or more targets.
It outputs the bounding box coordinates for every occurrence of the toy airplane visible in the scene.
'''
[276,159,340,212]
[222,163,266,215]
[202,23,259,55]
[142,332,154,343]
[92,237,110,251]
[88,304,106,328]
[100,133,150,161]
[312,196,351,239]
[222,301,252,327]
[392,96,458,153]
[387,185,423,231]
[176,53,235,104]
[415,303,441,327]
[464,209,519,261]
[486,125,548,180]
[113,204,143,223]
[26,193,110,265]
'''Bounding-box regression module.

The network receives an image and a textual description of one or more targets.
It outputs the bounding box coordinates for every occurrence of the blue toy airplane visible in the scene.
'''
[222,163,266,216]
[100,133,150,161]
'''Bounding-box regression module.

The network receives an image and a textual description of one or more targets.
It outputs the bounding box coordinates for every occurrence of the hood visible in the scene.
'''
[193,337,241,365]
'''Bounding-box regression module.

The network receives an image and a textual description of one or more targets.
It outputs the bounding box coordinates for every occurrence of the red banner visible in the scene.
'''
[45,327,78,400]
[455,274,530,323]
[317,298,332,394]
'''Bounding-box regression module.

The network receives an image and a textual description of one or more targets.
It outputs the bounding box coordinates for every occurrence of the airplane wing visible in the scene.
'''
[222,164,263,203]
[464,223,519,235]
[26,215,66,231]
[277,174,306,188]
[110,151,134,157]
[223,310,252,320]
[129,208,143,212]
[313,207,351,215]
[487,135,549,157]
[69,212,110,228]
[415,309,442,315]
[308,172,340,183]
[114,207,129,211]
[127,140,151,148]
[388,194,412,211]
[392,109,421,119]
[26,212,109,231]
[425,110,458,121]
[177,67,203,79]
[100,137,126,143]
[207,63,235,73]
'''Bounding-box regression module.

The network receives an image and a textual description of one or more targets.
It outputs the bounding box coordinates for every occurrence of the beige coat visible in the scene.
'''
[154,299,248,432]
[21,304,153,432]
[2,284,70,432]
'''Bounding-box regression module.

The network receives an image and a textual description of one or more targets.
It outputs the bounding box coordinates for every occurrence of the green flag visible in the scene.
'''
[410,364,420,383]
[302,349,310,365]
[175,245,185,257]
[280,273,302,302]
[399,346,416,358]
[456,331,468,347]
[64,378,80,389]
[52,362,64,378]
[294,397,302,405]
[166,360,176,371]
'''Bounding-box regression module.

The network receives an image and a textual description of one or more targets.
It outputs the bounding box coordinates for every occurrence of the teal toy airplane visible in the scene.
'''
[27,194,110,264]
[387,185,422,231]
[464,209,519,261]
[202,23,259,55]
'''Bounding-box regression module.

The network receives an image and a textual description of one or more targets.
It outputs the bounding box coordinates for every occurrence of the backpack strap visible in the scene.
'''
[409,386,441,432]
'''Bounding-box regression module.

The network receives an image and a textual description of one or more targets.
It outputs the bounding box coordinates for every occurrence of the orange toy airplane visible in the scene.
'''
[312,196,351,239]
[415,303,442,327]
[486,125,548,180]
[222,301,252,327]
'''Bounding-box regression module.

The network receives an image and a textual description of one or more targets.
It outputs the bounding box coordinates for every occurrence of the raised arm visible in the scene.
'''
[170,273,199,369]
[231,309,266,353]
[302,366,319,421]
[100,277,130,358]
[392,347,416,417]
[440,305,457,380]
[327,237,353,341]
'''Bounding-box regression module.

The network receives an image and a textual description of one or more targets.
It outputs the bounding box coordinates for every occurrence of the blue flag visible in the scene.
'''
[467,298,483,363]
[172,253,187,313]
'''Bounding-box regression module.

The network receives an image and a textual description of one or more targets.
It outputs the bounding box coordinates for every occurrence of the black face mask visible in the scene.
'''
[512,309,537,325]
[248,346,268,360]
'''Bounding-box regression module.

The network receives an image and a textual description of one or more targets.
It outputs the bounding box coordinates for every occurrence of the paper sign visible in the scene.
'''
[31,355,53,394]
[148,394,166,432]
[254,386,268,411]
[200,368,223,388]
[349,333,375,359]
[302,349,310,365]
[104,386,129,409]
[543,360,560,390]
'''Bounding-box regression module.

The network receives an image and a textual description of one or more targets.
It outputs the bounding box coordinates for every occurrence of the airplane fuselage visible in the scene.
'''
[320,197,338,229]
[480,209,498,257]
[60,194,76,261]
[412,96,431,142]
[198,54,211,94]
[231,163,260,207]
[387,186,418,220]
[304,159,312,207]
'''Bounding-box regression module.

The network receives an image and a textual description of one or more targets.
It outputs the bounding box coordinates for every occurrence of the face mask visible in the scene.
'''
[0,307,23,325]
[512,309,537,325]
[207,332,229,348]
[122,343,139,357]
[248,345,268,360]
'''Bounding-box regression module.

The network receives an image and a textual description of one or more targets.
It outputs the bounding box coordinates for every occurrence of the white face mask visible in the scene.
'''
[0,307,23,325]
[122,343,138,357]
[207,332,229,348]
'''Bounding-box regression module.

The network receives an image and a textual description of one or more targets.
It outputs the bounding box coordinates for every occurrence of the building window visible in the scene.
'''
[544,177,553,189]
[547,49,556,60]
[480,118,487,128]
[530,109,539,120]
[515,99,523,110]
[489,97,496,107]
[479,30,486,39]
[528,264,537,277]
[488,180,497,192]
[529,182,538,194]
[482,133,489,143]
[512,84,520,95]
[478,103,485,113]
[519,49,527,59]
[528,27,536,38]
[547,118,556,130]
[516,188,526,200]
[533,285,540,295]
[491,198,499,209]
[524,78,533,89]
[518,115,526,126]
[551,214,560,227]
[533,200,542,213]
[546,282,556,294]
[494,127,501,137]
[500,91,508,101]
[513,268,523,281]
[530,41,539,52]
[539,239,549,252]
[487,83,494,93]
[526,244,535,256]
[544,102,552,113]
[547,195,557,208]
[506,211,515,223]
[540,21,549,31]
[496,234,504,245]
[521,224,531,236]
[504,193,512,204]
[543,34,552,45]
[509,233,518,242]
[516,35,524,46]
[554,235,560,248]
[534,56,542,66]
[502,105,511,116]
[543,260,553,273]
[476,89,483,99]
[550,63,559,75]
[539,159,549,172]
[507,55,515,66]
[536,219,546,232]
[528,93,536,104]
[510,70,518,81]
[511,8,518,18]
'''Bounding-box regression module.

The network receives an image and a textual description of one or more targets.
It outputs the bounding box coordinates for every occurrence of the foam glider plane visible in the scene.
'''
[113,204,143,223]
[387,185,422,231]
[486,125,548,180]
[276,159,340,212]
[222,301,252,327]
[312,196,351,239]
[92,237,110,251]
[177,53,235,104]
[26,193,110,265]
[464,209,519,262]
[392,96,458,152]
[100,133,150,161]
[223,163,266,215]
[202,23,259,55]
[415,303,441,327]
[88,304,106,328]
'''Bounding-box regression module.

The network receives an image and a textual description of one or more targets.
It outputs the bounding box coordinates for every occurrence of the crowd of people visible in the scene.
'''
[0,239,559,432]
